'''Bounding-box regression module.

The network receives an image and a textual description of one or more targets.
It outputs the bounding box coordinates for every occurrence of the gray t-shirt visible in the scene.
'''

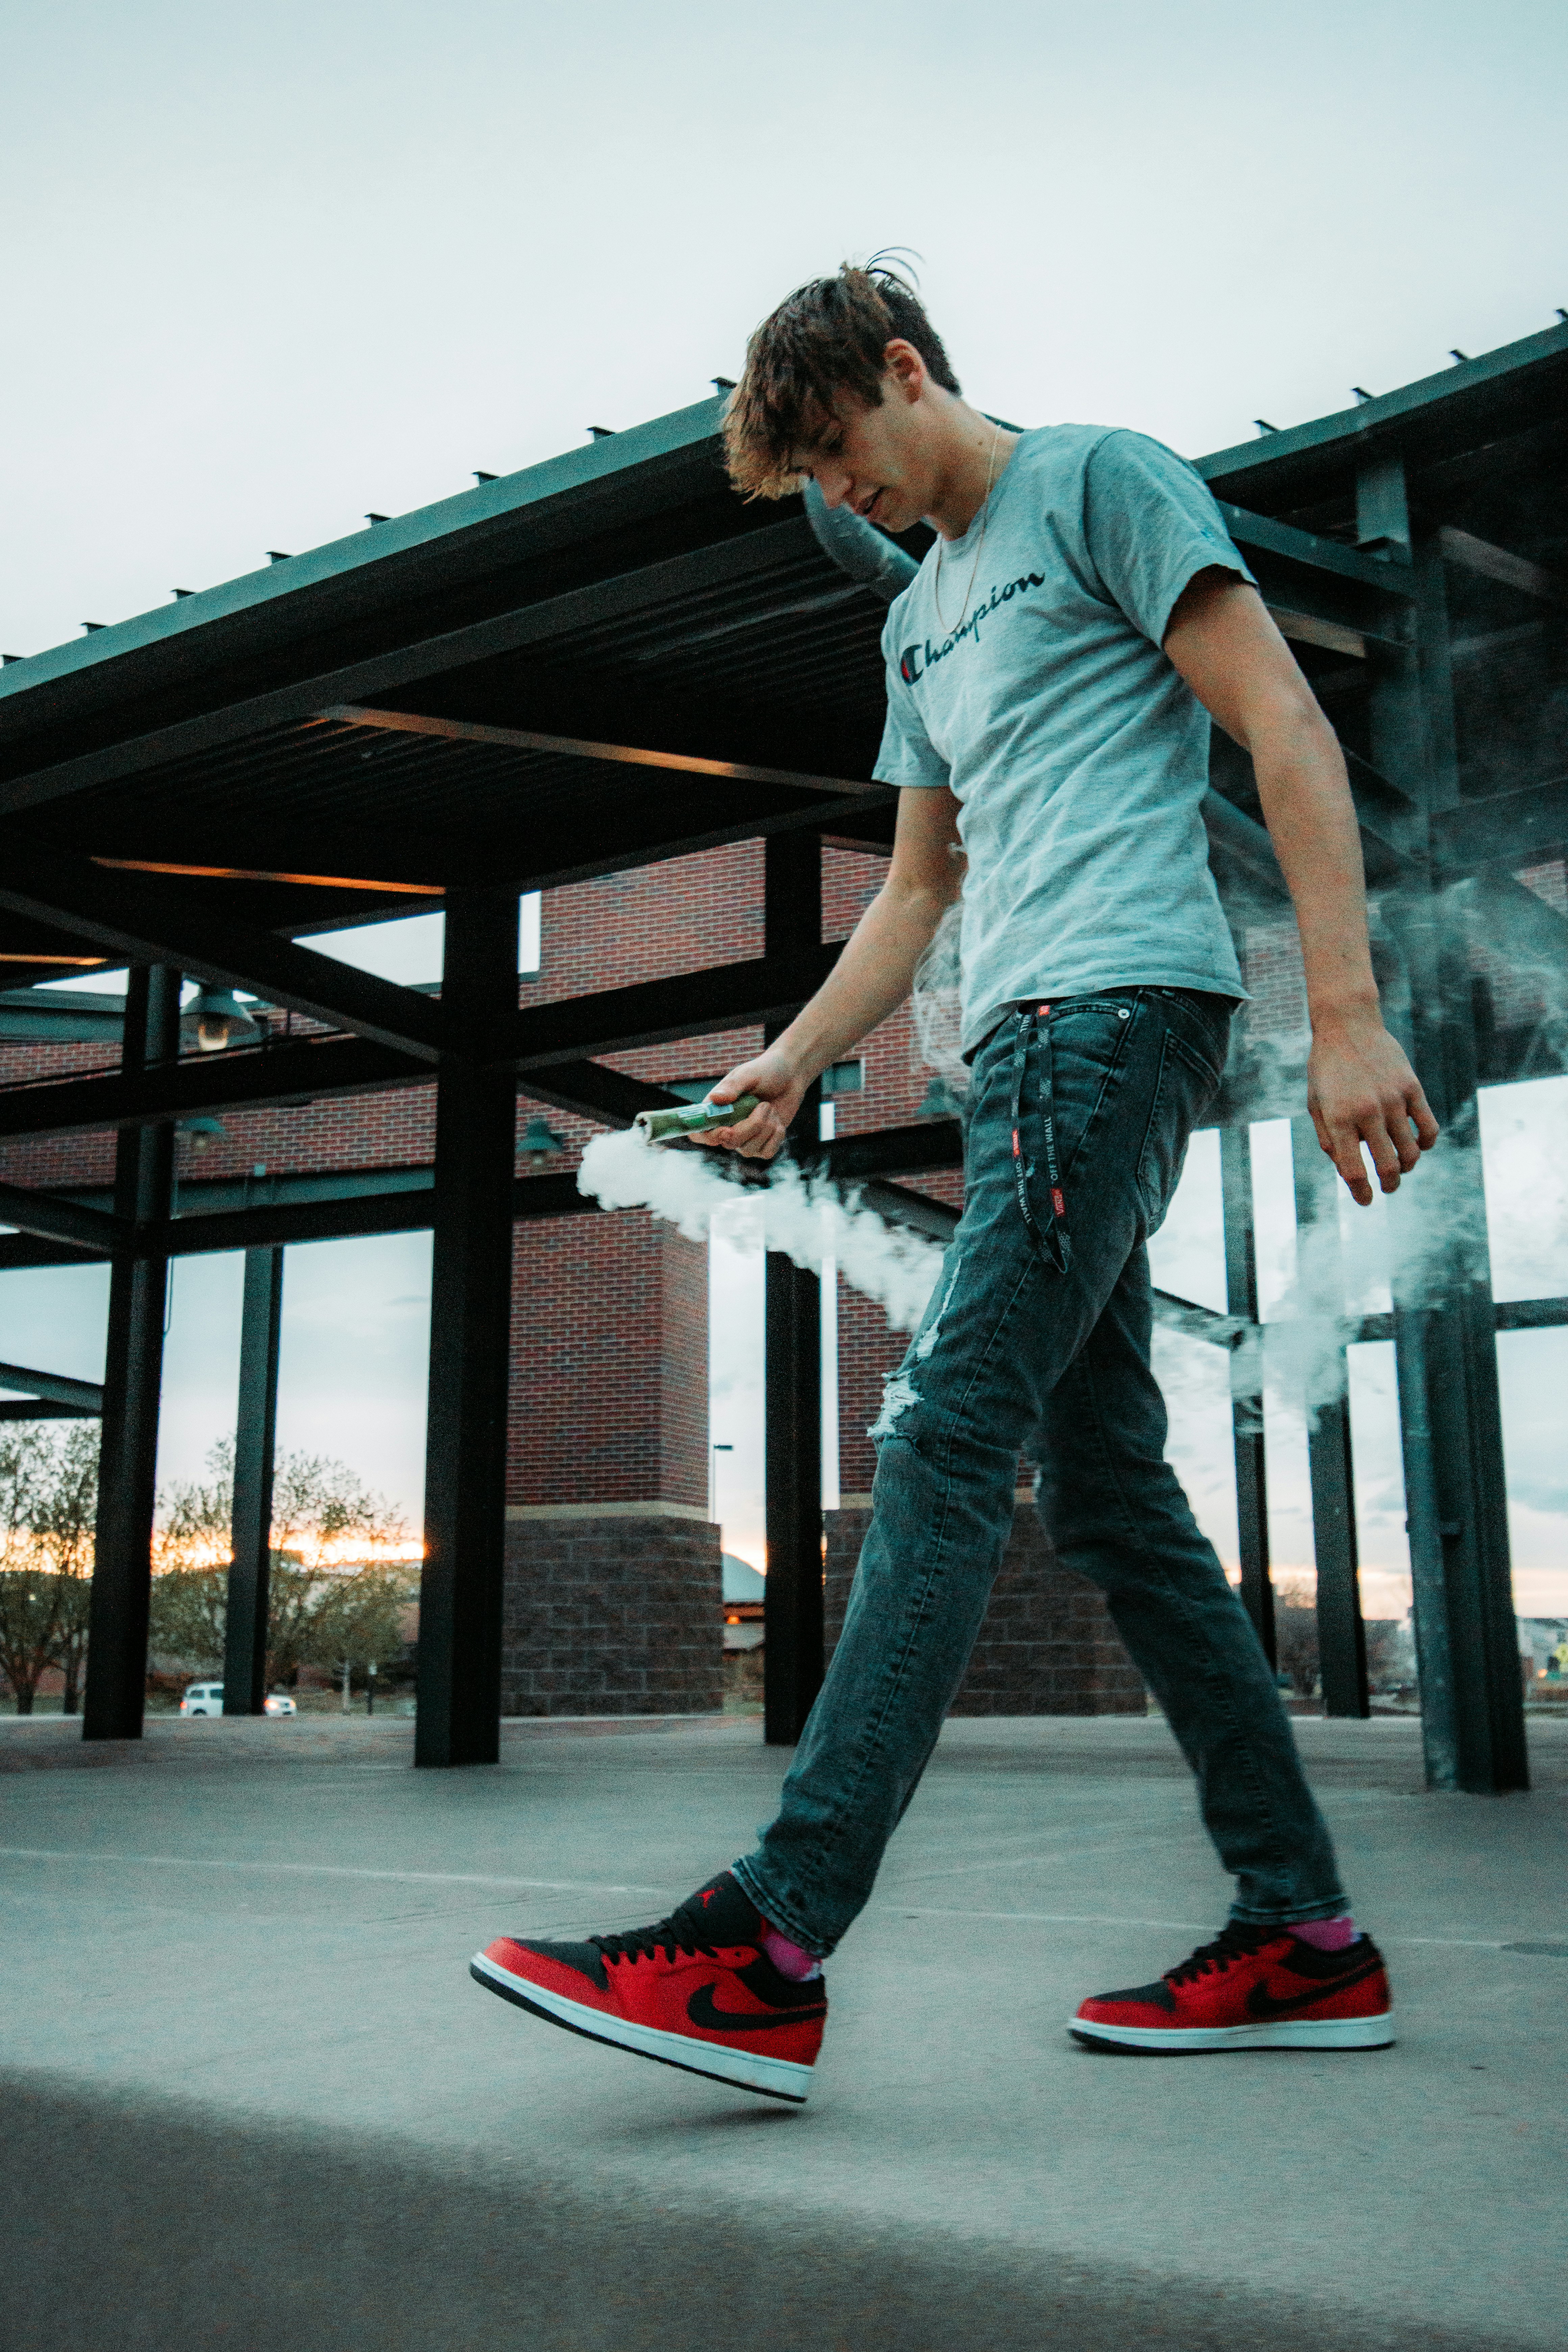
[874,424,1252,1052]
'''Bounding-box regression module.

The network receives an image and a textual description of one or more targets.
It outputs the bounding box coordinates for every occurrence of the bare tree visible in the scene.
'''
[1273,1574,1321,1700]
[0,1430,63,1714]
[32,1423,99,1714]
[151,1439,412,1691]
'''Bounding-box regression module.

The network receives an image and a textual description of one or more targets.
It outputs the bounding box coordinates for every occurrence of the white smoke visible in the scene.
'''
[578,1129,945,1331]
[911,899,969,1099]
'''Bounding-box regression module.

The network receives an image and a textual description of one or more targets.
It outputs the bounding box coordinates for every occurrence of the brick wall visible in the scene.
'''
[509,1213,707,1508]
[500,1512,722,1716]
[825,1501,1145,1715]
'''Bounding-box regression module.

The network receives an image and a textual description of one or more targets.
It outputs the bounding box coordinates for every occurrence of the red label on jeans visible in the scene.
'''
[1051,1188,1065,1217]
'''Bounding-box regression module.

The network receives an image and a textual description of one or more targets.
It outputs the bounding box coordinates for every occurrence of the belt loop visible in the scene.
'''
[1009,1003,1071,1275]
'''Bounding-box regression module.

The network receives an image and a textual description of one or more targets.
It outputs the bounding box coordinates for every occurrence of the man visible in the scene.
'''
[472,264,1436,2102]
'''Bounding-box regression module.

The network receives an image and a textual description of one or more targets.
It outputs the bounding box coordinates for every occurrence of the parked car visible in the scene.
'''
[263,1692,297,1717]
[180,1682,224,1717]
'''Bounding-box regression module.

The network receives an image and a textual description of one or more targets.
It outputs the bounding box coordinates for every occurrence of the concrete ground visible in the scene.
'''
[2,1709,1565,2352]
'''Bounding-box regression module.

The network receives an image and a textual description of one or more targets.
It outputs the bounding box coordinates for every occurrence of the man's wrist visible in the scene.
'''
[1307,985,1383,1038]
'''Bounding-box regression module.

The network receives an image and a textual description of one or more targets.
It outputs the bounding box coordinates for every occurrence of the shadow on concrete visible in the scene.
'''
[1,2071,1535,2352]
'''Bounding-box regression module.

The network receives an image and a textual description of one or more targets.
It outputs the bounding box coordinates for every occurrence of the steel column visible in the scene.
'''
[415,890,518,1767]
[1386,890,1527,1793]
[222,1247,284,1715]
[1219,1123,1275,1666]
[1359,451,1526,1791]
[82,965,179,1741]
[763,832,824,1744]
[1291,1119,1369,1716]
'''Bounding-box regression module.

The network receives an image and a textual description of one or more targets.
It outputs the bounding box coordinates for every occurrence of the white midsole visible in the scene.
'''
[471,1952,816,2099]
[1070,2009,1395,2051]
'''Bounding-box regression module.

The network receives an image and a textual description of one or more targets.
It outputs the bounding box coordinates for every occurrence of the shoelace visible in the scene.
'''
[1164,1922,1278,1988]
[590,1895,730,1968]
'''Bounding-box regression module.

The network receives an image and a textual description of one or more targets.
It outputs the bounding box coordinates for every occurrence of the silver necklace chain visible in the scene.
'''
[932,423,1003,635]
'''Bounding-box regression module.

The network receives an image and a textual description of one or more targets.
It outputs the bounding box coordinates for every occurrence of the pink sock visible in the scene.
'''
[1292,1914,1359,1952]
[761,1925,823,1981]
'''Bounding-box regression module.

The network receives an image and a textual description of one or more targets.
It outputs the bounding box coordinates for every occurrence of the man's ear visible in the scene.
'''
[882,340,927,403]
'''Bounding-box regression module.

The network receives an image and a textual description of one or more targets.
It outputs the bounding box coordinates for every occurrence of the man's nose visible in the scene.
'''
[817,468,854,511]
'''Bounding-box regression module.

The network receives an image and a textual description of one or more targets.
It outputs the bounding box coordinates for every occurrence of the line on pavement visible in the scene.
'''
[0,1846,672,1898]
[893,1905,1517,1950]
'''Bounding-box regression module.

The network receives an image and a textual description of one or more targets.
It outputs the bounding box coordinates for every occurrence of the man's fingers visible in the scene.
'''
[1408,1087,1441,1152]
[1360,1118,1405,1195]
[1322,1118,1373,1205]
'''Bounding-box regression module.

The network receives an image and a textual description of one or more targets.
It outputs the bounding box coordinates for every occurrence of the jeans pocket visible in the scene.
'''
[1136,1031,1223,1233]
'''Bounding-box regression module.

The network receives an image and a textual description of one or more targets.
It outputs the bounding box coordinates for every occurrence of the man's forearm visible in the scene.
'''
[1251,703,1380,1029]
[767,877,955,1082]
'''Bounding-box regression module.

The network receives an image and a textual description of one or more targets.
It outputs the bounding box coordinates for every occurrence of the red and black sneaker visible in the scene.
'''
[471,1870,827,2103]
[1070,1921,1395,2053]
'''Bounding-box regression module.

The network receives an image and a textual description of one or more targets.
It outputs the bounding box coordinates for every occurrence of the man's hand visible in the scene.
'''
[1306,1009,1440,1204]
[698,1046,808,1161]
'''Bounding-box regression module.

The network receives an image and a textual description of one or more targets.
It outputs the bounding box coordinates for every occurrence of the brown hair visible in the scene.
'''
[722,258,961,500]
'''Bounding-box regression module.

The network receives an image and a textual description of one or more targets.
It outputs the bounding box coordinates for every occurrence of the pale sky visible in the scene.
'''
[4,0,1566,653]
[2,0,1565,1615]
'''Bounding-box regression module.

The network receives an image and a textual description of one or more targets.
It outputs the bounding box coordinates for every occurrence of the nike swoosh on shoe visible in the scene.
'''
[1244,1955,1387,2021]
[686,1983,827,2034]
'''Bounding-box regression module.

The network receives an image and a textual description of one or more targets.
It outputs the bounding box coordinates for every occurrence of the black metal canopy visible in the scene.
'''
[0,323,1562,1010]
[2,315,1563,1793]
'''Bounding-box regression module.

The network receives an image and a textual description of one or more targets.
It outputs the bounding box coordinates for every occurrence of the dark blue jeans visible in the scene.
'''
[734,988,1346,1957]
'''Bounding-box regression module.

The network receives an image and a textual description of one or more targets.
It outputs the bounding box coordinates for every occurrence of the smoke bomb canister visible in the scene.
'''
[634,1093,760,1145]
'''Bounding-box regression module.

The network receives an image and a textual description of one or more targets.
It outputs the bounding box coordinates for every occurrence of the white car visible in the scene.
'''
[180,1682,224,1717]
[263,1692,297,1717]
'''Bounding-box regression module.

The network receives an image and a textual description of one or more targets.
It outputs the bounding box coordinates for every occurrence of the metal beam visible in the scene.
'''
[0,1399,97,1421]
[1201,790,1287,897]
[1220,1125,1274,1668]
[0,1032,426,1144]
[1374,477,1528,1794]
[0,856,447,1060]
[817,1119,964,1184]
[0,515,830,817]
[1214,505,1419,597]
[0,1360,103,1412]
[0,1180,126,1254]
[763,833,825,1746]
[1431,777,1568,875]
[515,1060,688,1129]
[83,966,179,1743]
[320,705,887,801]
[1437,526,1568,610]
[416,888,518,1768]
[1290,1136,1369,1721]
[223,1249,284,1717]
[504,942,842,1071]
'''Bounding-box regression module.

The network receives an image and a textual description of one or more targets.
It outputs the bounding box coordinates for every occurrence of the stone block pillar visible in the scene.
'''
[824,1500,1145,1717]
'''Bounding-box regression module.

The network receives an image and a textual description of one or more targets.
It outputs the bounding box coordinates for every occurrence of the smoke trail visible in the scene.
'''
[911,900,969,1099]
[578,1130,945,1330]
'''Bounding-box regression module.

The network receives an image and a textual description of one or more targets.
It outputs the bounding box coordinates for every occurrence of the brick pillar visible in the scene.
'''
[502,1207,721,1716]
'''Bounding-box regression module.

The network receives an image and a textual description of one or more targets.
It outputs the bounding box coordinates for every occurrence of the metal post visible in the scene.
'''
[1291,1118,1369,1717]
[222,1247,284,1715]
[83,965,179,1741]
[1387,895,1527,1793]
[1219,1122,1274,1666]
[1358,450,1526,1791]
[763,832,824,1744]
[415,887,518,1767]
